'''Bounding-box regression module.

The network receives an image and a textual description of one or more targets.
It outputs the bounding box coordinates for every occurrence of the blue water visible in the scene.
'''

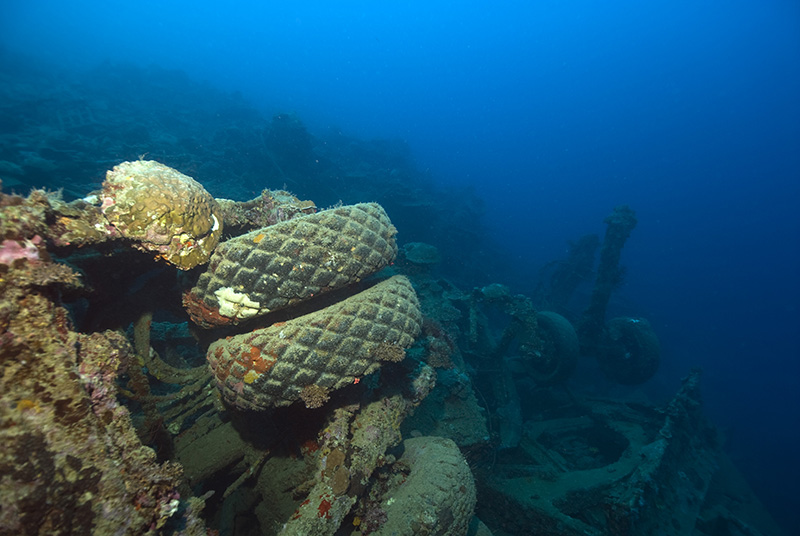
[3,0,799,532]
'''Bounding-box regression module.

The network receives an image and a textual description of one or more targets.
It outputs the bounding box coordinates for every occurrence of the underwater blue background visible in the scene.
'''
[2,0,799,531]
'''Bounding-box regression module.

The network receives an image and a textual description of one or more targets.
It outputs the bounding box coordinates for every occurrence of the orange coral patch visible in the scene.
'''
[243,345,276,373]
[251,355,276,374]
[252,233,266,243]
[317,498,332,519]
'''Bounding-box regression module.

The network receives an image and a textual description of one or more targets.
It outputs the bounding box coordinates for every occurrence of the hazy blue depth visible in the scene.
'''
[3,0,799,531]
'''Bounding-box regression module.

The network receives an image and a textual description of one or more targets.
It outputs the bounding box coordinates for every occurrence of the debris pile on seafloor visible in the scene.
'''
[0,162,480,536]
[0,162,782,536]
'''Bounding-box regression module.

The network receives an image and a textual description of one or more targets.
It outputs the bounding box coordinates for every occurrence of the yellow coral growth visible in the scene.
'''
[243,370,259,384]
[16,399,41,412]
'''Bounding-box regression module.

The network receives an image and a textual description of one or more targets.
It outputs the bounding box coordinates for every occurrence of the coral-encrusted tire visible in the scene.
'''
[206,276,421,410]
[186,202,397,327]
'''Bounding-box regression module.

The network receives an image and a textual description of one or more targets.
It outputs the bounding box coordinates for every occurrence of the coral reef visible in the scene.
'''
[0,198,201,533]
[0,187,51,241]
[4,159,224,272]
